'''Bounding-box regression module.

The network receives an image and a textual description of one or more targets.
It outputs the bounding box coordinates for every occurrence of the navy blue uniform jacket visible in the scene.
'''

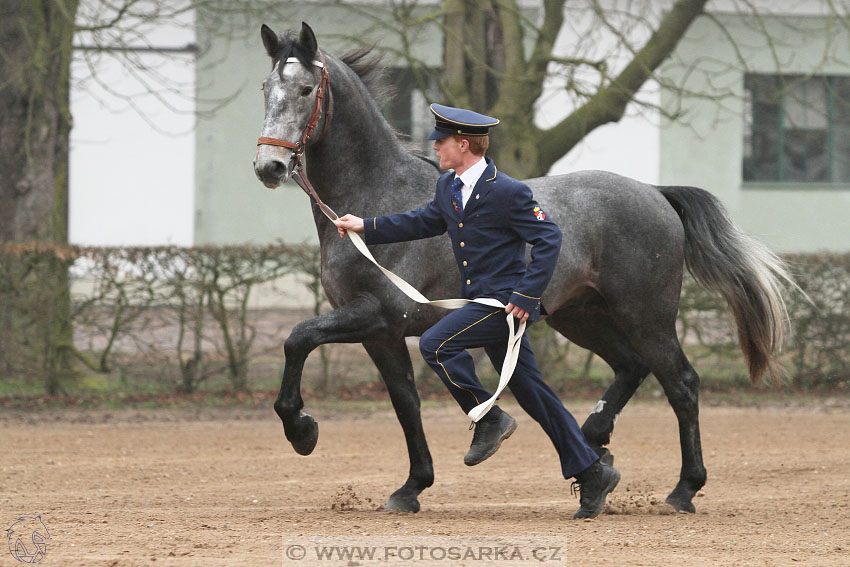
[363,157,562,322]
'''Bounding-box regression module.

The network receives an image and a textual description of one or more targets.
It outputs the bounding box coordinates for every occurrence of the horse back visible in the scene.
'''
[526,170,686,311]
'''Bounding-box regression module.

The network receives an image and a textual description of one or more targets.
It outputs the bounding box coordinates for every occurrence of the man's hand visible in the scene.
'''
[504,302,529,324]
[334,214,365,238]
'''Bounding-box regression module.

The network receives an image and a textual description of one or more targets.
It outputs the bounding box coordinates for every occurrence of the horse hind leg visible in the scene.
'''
[545,301,650,456]
[363,340,434,513]
[554,298,706,513]
[629,330,706,513]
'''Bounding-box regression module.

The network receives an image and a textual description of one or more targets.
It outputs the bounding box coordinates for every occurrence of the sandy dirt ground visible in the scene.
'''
[2,400,849,567]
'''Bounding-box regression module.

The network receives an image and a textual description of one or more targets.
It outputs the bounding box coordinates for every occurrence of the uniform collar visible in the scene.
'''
[454,156,488,189]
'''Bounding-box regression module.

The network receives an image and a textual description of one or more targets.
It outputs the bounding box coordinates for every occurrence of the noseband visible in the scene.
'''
[257,53,336,218]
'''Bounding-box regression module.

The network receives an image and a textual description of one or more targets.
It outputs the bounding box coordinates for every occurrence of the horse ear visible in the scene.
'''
[299,22,318,59]
[260,24,279,57]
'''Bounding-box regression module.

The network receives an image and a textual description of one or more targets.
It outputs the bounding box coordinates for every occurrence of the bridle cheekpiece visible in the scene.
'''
[256,52,337,219]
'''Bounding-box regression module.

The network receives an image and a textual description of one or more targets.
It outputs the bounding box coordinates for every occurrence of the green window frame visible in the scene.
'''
[743,73,850,184]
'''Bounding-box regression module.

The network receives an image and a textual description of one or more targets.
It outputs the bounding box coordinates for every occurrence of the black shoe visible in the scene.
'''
[464,407,517,466]
[571,460,621,519]
[594,446,615,467]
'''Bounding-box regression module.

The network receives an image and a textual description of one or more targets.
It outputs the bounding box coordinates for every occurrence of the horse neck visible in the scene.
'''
[305,56,410,219]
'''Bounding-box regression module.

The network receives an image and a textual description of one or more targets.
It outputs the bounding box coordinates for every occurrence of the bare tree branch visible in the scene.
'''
[538,0,709,170]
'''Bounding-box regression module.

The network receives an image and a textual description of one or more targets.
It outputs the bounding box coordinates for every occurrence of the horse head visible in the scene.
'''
[254,22,329,188]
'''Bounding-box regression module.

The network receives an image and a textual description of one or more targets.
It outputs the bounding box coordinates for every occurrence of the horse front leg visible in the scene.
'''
[363,340,434,513]
[275,295,388,456]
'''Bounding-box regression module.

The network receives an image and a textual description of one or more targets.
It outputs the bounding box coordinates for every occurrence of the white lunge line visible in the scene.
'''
[343,228,524,422]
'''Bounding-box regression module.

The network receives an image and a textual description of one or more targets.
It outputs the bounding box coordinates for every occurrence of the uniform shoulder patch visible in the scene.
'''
[533,206,547,221]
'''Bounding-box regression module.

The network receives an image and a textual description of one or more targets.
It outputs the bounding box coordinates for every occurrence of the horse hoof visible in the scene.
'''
[665,493,696,514]
[385,493,421,513]
[285,411,319,455]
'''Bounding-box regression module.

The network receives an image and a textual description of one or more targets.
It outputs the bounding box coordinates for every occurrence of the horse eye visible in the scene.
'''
[300,86,313,97]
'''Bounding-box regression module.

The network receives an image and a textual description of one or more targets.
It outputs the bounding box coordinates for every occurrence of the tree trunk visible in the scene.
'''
[537,0,709,172]
[441,0,709,179]
[0,1,79,393]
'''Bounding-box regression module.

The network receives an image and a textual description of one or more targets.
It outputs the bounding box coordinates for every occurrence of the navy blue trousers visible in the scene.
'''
[419,302,599,479]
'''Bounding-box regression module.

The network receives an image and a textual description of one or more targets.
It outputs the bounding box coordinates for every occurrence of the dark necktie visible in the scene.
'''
[450,176,464,217]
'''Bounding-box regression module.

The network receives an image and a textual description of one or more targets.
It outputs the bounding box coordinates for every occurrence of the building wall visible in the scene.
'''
[659,13,850,252]
[69,10,196,246]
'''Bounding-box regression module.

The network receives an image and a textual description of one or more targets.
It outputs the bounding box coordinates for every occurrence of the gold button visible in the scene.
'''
[458,222,463,228]
[466,279,471,285]
[462,261,468,266]
[460,242,465,247]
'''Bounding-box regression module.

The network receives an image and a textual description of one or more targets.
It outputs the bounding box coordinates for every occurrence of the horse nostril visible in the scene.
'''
[255,159,288,182]
[269,160,287,178]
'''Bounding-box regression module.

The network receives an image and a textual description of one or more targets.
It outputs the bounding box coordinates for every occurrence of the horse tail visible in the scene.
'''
[657,185,797,383]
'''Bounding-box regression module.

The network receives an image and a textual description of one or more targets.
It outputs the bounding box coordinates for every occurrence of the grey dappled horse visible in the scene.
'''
[254,23,793,514]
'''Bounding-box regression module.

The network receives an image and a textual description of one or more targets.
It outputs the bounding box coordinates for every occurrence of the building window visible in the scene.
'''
[743,74,850,183]
[382,67,440,152]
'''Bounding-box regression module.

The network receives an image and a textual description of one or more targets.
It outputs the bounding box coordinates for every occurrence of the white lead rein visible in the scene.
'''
[343,228,525,423]
[320,203,525,423]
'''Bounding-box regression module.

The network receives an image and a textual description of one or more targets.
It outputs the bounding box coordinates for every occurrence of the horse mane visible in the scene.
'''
[271,32,435,162]
[272,35,390,116]
[339,45,438,167]
[339,45,391,108]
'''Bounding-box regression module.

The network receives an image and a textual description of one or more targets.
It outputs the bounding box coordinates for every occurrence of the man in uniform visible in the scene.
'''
[334,104,620,519]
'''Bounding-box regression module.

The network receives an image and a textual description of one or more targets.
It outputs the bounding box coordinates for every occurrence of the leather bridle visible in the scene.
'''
[256,53,336,219]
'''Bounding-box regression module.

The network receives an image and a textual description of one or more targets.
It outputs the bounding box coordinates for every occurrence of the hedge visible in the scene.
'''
[1,244,847,396]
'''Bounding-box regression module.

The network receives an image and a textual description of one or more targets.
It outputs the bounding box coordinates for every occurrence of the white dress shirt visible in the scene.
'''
[454,157,488,208]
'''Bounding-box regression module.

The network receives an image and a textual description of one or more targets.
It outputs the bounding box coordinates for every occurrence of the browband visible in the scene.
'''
[283,57,324,68]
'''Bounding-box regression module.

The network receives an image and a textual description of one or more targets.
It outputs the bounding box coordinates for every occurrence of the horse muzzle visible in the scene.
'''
[254,157,292,188]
